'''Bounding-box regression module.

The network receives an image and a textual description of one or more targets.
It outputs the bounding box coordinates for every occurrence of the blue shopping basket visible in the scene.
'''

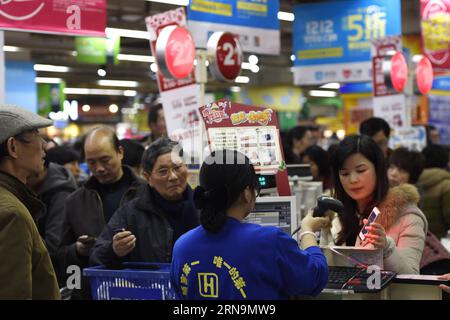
[83,262,176,300]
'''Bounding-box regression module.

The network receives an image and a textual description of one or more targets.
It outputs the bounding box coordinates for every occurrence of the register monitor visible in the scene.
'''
[244,196,297,237]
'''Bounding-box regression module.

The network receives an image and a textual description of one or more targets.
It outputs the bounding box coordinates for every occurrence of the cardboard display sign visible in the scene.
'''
[199,100,291,196]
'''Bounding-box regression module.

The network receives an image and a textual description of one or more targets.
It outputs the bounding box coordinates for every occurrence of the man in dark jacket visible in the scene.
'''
[90,138,199,267]
[57,127,145,298]
[0,104,60,299]
[27,161,77,283]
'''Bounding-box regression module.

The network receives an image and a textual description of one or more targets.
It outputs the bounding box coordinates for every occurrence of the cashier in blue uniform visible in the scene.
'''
[170,149,330,300]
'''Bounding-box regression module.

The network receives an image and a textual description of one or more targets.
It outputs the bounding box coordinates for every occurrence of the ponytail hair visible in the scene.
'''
[194,150,258,233]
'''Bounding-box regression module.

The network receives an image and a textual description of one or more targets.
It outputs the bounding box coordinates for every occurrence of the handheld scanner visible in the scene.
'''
[313,195,344,217]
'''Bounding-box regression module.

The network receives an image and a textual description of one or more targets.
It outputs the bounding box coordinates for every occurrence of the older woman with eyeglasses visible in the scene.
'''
[90,138,199,267]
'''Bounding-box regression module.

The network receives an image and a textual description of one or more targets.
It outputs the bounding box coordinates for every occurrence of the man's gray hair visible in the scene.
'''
[141,137,183,173]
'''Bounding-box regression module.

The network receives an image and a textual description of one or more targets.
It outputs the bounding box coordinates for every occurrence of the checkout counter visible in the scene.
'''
[316,246,448,300]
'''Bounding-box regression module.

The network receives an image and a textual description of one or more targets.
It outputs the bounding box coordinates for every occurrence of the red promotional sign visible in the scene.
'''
[390,52,408,92]
[207,32,242,82]
[145,8,196,92]
[421,0,450,70]
[199,100,291,196]
[0,0,106,36]
[156,25,195,79]
[416,56,434,95]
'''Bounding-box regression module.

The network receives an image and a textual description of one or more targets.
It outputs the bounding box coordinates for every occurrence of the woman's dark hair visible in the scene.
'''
[330,135,389,245]
[422,144,449,169]
[388,147,425,184]
[304,145,331,180]
[148,102,163,125]
[194,150,259,233]
[141,137,182,173]
[359,117,391,138]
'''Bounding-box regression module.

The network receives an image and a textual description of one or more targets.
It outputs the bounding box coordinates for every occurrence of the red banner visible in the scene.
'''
[199,100,291,196]
[0,0,106,37]
[421,0,450,70]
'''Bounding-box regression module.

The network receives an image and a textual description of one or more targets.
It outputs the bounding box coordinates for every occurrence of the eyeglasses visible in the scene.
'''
[152,164,185,178]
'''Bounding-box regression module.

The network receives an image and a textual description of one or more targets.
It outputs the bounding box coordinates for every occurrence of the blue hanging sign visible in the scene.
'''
[187,0,280,55]
[292,0,401,85]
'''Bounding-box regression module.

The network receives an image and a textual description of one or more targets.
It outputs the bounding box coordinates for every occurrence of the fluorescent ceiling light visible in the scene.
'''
[98,80,139,88]
[320,82,340,90]
[35,77,62,84]
[230,86,241,93]
[118,54,155,63]
[309,90,337,98]
[106,27,150,40]
[64,88,137,96]
[290,54,296,62]
[235,76,250,84]
[145,0,188,5]
[3,45,21,52]
[242,62,252,70]
[34,64,69,72]
[278,11,295,22]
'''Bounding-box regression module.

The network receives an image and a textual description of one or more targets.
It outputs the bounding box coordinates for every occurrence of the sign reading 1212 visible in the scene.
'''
[207,32,243,82]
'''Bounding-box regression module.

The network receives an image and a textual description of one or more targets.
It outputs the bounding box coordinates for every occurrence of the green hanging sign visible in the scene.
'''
[75,36,120,64]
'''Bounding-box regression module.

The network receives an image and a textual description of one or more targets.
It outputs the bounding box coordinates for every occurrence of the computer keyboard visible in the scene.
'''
[327,266,396,293]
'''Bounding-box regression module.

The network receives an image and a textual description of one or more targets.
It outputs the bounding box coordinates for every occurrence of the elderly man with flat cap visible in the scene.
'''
[0,105,60,299]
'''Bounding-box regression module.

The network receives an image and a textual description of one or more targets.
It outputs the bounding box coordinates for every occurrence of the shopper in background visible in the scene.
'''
[321,135,427,274]
[90,138,199,266]
[283,126,314,164]
[57,127,145,299]
[27,158,77,284]
[417,144,450,239]
[45,145,82,184]
[387,147,425,189]
[425,125,440,145]
[171,149,329,300]
[303,145,332,192]
[142,101,167,147]
[120,138,145,177]
[0,104,60,299]
[359,117,391,159]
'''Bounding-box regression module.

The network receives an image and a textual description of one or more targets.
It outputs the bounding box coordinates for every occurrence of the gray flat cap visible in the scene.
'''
[0,104,53,144]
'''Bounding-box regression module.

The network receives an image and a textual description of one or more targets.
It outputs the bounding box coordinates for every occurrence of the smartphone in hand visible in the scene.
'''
[77,235,96,244]
[359,207,380,241]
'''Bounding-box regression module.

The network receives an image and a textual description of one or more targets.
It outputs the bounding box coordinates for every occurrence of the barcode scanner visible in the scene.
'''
[292,195,344,236]
[312,195,344,217]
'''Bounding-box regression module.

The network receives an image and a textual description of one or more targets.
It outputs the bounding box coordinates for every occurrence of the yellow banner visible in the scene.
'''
[191,0,232,17]
[237,1,267,13]
[348,42,371,50]
[297,47,343,59]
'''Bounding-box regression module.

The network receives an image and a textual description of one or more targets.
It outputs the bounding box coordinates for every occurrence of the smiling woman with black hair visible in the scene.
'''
[170,149,330,300]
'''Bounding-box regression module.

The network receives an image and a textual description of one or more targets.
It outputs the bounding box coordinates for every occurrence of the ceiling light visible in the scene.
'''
[230,86,241,93]
[250,65,260,73]
[64,88,136,96]
[248,55,258,65]
[290,54,296,62]
[145,0,189,5]
[124,90,137,97]
[82,104,91,112]
[309,90,337,98]
[109,104,119,113]
[150,63,158,73]
[35,77,62,84]
[412,54,424,63]
[34,64,69,72]
[235,76,250,84]
[319,82,340,90]
[118,54,155,63]
[278,11,295,22]
[105,27,150,40]
[3,45,21,52]
[97,67,107,77]
[242,62,252,70]
[98,80,138,87]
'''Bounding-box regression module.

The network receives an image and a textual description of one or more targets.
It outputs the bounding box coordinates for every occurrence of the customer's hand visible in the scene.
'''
[301,210,331,232]
[363,219,387,249]
[438,273,450,293]
[113,231,136,257]
[76,235,96,256]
